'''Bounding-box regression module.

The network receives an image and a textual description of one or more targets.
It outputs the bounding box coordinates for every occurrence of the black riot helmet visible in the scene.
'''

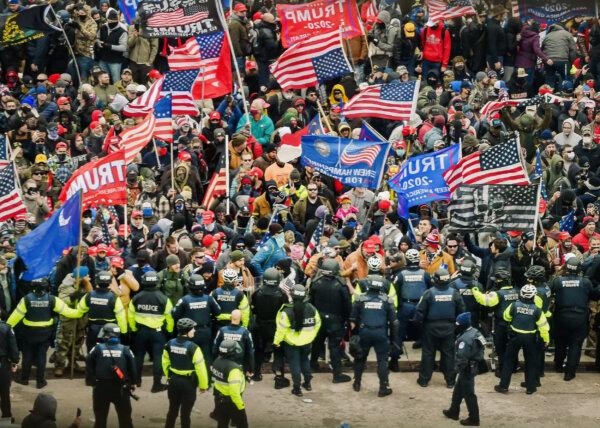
[31,277,50,295]
[525,265,546,284]
[320,258,340,276]
[96,270,112,288]
[141,271,160,289]
[98,323,120,341]
[187,274,206,293]
[263,268,282,287]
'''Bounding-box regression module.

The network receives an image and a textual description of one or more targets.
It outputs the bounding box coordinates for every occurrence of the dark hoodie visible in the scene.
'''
[21,393,59,428]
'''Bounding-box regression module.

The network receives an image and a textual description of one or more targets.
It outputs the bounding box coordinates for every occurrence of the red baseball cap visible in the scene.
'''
[57,96,70,105]
[233,2,247,12]
[97,243,110,253]
[362,240,376,253]
[202,234,215,247]
[118,224,131,236]
[55,142,68,150]
[147,69,162,79]
[178,151,192,162]
[110,256,124,268]
[131,210,143,219]
[202,210,215,225]
[209,111,221,120]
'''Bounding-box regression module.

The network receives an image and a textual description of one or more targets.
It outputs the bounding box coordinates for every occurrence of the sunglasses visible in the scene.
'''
[308,188,318,191]
[446,244,458,248]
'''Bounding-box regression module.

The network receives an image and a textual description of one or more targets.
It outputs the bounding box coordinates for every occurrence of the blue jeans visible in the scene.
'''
[544,61,568,89]
[99,60,122,84]
[69,56,95,86]
[421,60,441,78]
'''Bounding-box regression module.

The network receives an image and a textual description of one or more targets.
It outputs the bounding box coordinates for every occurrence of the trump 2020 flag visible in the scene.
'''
[16,191,82,280]
[301,135,391,189]
[389,145,460,218]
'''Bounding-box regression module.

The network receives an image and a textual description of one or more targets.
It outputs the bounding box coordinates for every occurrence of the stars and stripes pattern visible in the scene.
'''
[448,184,538,232]
[531,147,547,200]
[0,135,9,169]
[168,31,224,73]
[147,3,208,27]
[102,126,121,154]
[0,164,27,222]
[443,137,530,193]
[123,77,164,117]
[302,218,325,268]
[560,209,576,233]
[426,0,476,22]
[341,140,381,167]
[202,157,226,208]
[258,210,281,247]
[343,81,419,121]
[161,69,200,116]
[120,113,157,164]
[479,99,521,118]
[270,31,352,90]
[153,94,173,143]
[365,0,378,20]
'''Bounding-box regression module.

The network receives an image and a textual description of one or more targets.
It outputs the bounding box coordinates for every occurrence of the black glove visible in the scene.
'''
[367,34,374,43]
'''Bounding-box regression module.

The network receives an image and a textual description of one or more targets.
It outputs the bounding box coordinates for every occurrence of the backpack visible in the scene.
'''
[249,27,260,53]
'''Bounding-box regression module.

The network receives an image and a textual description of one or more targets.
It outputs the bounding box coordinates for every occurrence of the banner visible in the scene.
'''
[277,0,363,48]
[59,150,127,208]
[117,0,137,24]
[138,0,223,38]
[301,135,391,189]
[389,145,460,218]
[514,0,595,24]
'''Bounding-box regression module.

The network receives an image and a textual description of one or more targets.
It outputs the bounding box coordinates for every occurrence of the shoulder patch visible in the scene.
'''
[458,342,465,349]
[476,336,486,347]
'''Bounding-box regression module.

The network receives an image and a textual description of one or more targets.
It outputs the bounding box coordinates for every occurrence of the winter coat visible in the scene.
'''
[127,25,158,66]
[21,394,59,428]
[236,113,274,146]
[515,26,549,68]
[421,24,451,67]
[485,17,507,64]
[291,196,333,229]
[542,24,577,62]
[71,5,97,58]
[345,34,368,63]
[253,20,281,61]
[369,11,400,59]
[228,14,250,57]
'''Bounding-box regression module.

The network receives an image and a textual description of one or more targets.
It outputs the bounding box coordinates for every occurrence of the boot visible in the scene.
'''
[53,367,64,377]
[377,385,392,397]
[352,380,361,392]
[251,373,263,382]
[564,372,576,381]
[494,385,508,394]
[15,378,29,386]
[520,381,541,388]
[36,380,47,389]
[274,375,290,389]
[332,373,352,383]
[389,359,400,373]
[460,417,480,426]
[151,383,168,393]
[301,381,312,391]
[291,386,303,396]
[443,409,459,420]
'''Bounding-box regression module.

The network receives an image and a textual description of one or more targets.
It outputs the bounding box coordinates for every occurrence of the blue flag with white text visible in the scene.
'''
[16,191,82,280]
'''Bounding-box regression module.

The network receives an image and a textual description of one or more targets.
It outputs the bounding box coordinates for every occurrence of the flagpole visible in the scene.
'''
[354,0,374,69]
[152,138,161,168]
[5,134,22,190]
[225,134,230,217]
[49,5,82,86]
[170,141,175,192]
[71,189,84,380]
[531,181,542,266]
[123,203,128,241]
[316,98,334,134]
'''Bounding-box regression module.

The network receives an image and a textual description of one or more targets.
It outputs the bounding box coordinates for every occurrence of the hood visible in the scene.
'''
[548,153,563,169]
[377,10,391,26]
[329,83,348,105]
[521,26,538,38]
[30,393,57,420]
[389,18,401,29]
[279,108,298,127]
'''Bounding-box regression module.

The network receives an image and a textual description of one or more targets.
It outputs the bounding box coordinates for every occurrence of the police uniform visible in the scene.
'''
[350,290,397,392]
[78,288,128,351]
[210,286,250,328]
[498,300,549,393]
[533,281,552,380]
[211,353,248,428]
[7,290,80,386]
[85,339,137,428]
[450,276,482,326]
[128,287,174,389]
[162,337,209,428]
[213,323,255,373]
[172,292,221,366]
[550,273,600,378]
[415,284,465,386]
[0,319,18,419]
[394,266,431,350]
[354,274,398,308]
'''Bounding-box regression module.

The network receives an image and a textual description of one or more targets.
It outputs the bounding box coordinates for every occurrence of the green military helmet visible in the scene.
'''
[320,258,340,276]
[262,268,281,287]
[96,270,112,288]
[141,271,159,288]
[177,317,197,335]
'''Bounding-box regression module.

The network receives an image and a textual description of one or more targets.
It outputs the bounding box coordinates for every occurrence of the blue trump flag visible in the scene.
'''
[389,145,460,218]
[16,191,82,280]
[301,135,391,189]
[117,0,137,25]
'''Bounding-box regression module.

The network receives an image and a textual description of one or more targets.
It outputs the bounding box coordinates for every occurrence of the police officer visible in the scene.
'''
[211,268,250,328]
[391,249,431,371]
[274,284,321,396]
[211,340,248,428]
[525,264,552,384]
[309,258,352,383]
[0,308,18,420]
[495,284,550,395]
[415,268,465,388]
[354,256,397,305]
[250,267,288,384]
[128,271,174,392]
[550,257,600,380]
[7,277,80,388]
[172,274,221,367]
[85,323,137,428]
[162,318,209,428]
[78,270,128,351]
[471,269,519,376]
[213,309,255,375]
[350,275,397,397]
[450,259,482,327]
[443,312,485,427]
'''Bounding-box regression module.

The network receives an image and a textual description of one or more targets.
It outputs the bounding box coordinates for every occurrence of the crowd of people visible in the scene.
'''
[1,0,600,426]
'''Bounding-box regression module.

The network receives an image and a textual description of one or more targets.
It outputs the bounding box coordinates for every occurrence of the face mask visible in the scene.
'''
[241,185,252,194]
[282,91,294,100]
[584,137,593,146]
[79,15,86,21]
[57,153,66,161]
[566,152,575,160]
[108,22,118,29]
[83,218,92,225]
[5,109,15,115]
[142,207,153,217]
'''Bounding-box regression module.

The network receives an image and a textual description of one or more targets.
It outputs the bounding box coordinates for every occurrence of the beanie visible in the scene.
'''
[230,250,244,262]
[166,254,180,267]
[456,312,472,326]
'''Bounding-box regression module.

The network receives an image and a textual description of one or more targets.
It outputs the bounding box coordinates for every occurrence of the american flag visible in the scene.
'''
[168,31,223,72]
[161,69,200,116]
[560,209,576,233]
[448,184,538,232]
[343,81,418,121]
[147,3,208,27]
[269,31,352,90]
[302,217,325,268]
[341,139,381,167]
[98,208,113,245]
[0,135,9,169]
[443,137,530,193]
[0,164,27,222]
[531,148,547,200]
[123,77,164,117]
[120,113,157,164]
[426,0,476,22]
[153,94,173,143]
[479,99,521,119]
[102,126,121,154]
[365,0,378,20]
[202,156,226,208]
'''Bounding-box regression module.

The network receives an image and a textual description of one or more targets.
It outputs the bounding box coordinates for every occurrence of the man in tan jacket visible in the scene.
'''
[108,256,139,320]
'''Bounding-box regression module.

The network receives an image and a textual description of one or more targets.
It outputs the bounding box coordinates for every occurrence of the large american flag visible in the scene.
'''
[426,0,476,22]
[302,218,325,268]
[123,77,164,117]
[202,156,226,208]
[343,81,418,121]
[480,99,522,119]
[341,140,381,167]
[147,3,208,27]
[443,137,530,193]
[161,69,200,116]
[153,94,173,143]
[120,113,157,164]
[448,184,537,232]
[0,164,27,222]
[168,31,223,72]
[270,31,352,90]
[0,135,8,169]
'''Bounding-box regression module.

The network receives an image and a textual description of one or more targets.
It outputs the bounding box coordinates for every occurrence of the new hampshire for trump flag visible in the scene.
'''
[389,145,460,218]
[301,135,391,189]
[16,191,82,280]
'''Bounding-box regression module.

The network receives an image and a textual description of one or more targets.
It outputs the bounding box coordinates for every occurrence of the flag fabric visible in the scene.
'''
[342,81,419,121]
[169,32,221,70]
[277,115,324,163]
[16,191,81,281]
[442,137,530,193]
[426,0,476,22]
[359,121,386,142]
[202,157,226,208]
[0,5,60,46]
[341,140,381,167]
[531,148,548,200]
[153,95,173,143]
[302,218,325,268]
[269,31,352,90]
[123,77,164,117]
[479,99,521,118]
[0,135,9,169]
[120,113,156,163]
[560,209,576,233]
[139,0,222,37]
[98,209,113,245]
[258,210,281,247]
[117,0,137,24]
[161,69,200,115]
[448,184,538,232]
[517,95,542,108]
[101,126,121,154]
[0,164,26,222]
[365,0,378,20]
[147,3,208,27]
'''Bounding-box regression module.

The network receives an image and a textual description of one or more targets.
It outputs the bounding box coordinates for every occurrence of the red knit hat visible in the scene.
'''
[425,232,440,249]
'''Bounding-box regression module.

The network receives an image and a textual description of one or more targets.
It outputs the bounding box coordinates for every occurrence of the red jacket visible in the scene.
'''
[421,25,451,67]
[571,230,600,252]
